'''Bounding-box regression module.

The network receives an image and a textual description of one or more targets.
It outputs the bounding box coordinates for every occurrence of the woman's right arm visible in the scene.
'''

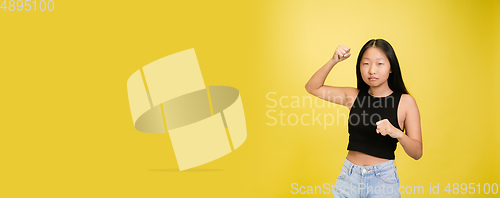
[305,45,357,108]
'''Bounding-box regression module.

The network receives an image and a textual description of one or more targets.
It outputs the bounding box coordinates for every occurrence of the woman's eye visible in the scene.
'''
[378,63,383,65]
[363,63,368,65]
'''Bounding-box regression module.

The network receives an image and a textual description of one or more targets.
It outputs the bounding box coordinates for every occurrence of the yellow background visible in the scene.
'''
[1,0,499,197]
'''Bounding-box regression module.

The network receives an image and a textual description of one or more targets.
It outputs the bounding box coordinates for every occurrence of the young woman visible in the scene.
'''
[305,39,422,197]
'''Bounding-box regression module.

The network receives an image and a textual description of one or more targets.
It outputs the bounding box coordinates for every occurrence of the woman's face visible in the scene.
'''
[360,47,391,87]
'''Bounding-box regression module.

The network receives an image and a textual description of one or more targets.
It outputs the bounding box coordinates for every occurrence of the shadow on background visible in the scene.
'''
[148,168,224,172]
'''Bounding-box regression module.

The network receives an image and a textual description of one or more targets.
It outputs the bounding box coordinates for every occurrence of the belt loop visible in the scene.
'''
[348,164,353,176]
[374,166,379,176]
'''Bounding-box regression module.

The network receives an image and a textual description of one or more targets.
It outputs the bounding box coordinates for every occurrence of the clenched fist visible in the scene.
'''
[376,119,404,139]
[332,45,351,63]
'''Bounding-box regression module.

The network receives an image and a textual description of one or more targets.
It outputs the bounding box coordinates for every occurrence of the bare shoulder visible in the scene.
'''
[401,94,417,106]
[344,87,360,98]
[400,94,419,112]
[345,87,360,109]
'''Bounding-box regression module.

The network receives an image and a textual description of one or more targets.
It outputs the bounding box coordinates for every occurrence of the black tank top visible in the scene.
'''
[347,89,403,160]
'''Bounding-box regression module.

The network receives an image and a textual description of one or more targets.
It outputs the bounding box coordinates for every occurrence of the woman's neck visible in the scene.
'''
[368,85,393,97]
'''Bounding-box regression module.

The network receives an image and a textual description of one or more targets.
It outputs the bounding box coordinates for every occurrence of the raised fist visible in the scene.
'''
[332,45,351,63]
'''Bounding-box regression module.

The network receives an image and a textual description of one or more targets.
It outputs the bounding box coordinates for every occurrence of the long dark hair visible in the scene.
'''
[356,39,410,95]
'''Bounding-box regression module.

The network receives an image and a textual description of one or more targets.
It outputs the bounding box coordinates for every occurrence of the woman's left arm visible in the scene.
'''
[395,95,423,160]
[376,94,423,160]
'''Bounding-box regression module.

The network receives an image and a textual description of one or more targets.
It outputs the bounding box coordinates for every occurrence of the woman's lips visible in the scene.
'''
[369,77,378,81]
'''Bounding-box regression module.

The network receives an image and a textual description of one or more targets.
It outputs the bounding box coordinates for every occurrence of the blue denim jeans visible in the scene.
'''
[333,158,400,198]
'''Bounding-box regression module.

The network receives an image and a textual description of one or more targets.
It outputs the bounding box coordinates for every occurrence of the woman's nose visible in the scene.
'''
[369,65,376,74]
